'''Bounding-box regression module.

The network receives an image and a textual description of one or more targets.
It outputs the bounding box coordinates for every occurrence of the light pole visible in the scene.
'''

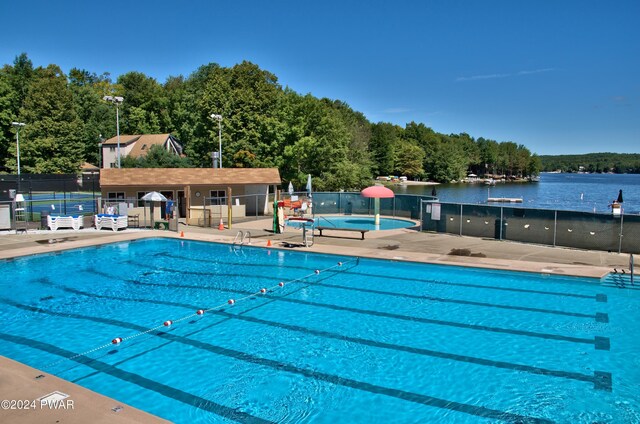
[103,96,124,168]
[210,113,223,168]
[98,134,103,169]
[11,122,25,193]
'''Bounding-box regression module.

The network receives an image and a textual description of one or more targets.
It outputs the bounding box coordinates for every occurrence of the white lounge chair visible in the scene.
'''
[47,215,83,231]
[95,214,128,231]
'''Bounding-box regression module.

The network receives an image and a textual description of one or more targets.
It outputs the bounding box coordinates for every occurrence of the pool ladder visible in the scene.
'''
[233,230,251,246]
[610,254,634,287]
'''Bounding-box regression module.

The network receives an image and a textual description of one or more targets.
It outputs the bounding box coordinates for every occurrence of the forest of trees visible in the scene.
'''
[0,53,541,190]
[540,153,640,174]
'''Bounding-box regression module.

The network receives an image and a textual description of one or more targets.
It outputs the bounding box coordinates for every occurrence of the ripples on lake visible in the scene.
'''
[393,173,640,214]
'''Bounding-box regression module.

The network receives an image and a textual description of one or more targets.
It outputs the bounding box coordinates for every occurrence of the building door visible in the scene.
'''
[177,190,186,218]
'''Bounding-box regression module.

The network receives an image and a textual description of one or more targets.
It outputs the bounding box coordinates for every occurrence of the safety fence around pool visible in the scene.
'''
[311,192,640,254]
[419,202,640,254]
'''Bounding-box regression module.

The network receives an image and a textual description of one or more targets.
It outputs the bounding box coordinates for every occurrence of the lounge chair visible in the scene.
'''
[95,214,128,231]
[47,215,83,231]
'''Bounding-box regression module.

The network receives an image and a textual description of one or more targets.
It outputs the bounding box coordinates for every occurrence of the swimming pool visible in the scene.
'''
[310,215,416,230]
[0,238,638,423]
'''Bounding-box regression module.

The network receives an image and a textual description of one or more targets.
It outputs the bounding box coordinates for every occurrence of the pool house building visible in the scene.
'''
[99,168,281,226]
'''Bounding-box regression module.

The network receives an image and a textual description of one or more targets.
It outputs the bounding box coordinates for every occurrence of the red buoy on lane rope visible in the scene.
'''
[260,288,267,294]
[196,309,204,315]
[278,282,285,287]
[315,270,320,274]
[112,337,122,345]
[164,320,173,327]
[228,299,235,305]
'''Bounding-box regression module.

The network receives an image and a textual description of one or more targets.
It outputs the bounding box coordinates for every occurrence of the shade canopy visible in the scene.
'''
[288,181,294,195]
[141,191,168,202]
[617,189,623,203]
[361,185,395,198]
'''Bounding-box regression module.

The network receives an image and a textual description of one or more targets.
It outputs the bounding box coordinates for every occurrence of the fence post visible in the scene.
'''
[459,204,463,235]
[619,213,624,254]
[393,197,396,218]
[499,207,503,240]
[63,180,67,215]
[255,195,258,220]
[553,210,557,247]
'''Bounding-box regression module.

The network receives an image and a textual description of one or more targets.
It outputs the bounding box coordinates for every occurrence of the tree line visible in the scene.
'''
[540,153,640,174]
[1,53,541,190]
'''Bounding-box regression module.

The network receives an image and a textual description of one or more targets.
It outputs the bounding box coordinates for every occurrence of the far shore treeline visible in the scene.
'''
[1,53,543,190]
[540,153,640,174]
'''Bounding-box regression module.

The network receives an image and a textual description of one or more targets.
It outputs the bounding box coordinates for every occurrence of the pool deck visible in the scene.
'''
[0,218,634,423]
[0,356,169,423]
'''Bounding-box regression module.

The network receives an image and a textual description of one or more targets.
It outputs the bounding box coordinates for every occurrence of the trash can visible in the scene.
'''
[41,210,50,229]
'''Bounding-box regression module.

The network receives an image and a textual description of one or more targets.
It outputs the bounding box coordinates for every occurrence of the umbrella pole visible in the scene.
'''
[374,198,380,225]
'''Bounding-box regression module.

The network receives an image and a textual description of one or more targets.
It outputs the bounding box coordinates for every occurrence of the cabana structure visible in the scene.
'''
[99,168,281,226]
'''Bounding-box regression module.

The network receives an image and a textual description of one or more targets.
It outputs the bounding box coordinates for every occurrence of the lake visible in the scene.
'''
[392,173,640,214]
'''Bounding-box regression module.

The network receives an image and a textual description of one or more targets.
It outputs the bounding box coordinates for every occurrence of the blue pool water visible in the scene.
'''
[310,215,416,230]
[0,238,638,423]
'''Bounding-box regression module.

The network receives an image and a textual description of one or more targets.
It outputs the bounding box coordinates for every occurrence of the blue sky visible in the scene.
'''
[1,0,638,155]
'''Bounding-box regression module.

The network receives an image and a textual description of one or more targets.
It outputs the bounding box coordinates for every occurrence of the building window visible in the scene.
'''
[137,192,146,207]
[210,190,226,205]
[109,146,116,152]
[109,162,117,168]
[107,192,125,200]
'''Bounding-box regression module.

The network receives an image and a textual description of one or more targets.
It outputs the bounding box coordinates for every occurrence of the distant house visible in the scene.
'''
[99,167,281,225]
[100,133,183,168]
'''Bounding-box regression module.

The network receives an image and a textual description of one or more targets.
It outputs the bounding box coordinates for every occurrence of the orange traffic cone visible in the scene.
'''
[180,231,184,238]
[218,218,224,231]
[267,239,272,247]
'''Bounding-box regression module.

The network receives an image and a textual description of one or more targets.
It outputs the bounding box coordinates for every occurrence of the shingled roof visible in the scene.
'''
[102,134,183,157]
[100,168,281,186]
[101,135,141,146]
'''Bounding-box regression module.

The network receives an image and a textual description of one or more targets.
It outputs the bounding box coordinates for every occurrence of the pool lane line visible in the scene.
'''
[123,259,609,321]
[0,332,553,423]
[79,266,612,351]
[270,295,611,351]
[153,251,607,302]
[297,280,608,322]
[72,292,290,385]
[26,259,358,369]
[0,333,274,424]
[34,283,613,392]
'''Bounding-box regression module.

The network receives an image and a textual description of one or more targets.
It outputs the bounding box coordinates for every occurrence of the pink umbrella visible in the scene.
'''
[361,185,395,225]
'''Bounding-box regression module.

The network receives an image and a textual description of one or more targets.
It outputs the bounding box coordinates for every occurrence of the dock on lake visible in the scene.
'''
[488,197,523,203]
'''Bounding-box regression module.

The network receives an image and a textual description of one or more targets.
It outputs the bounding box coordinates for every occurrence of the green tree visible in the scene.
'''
[118,71,169,134]
[68,68,113,165]
[121,144,192,168]
[18,65,84,173]
[370,122,399,176]
[394,139,424,177]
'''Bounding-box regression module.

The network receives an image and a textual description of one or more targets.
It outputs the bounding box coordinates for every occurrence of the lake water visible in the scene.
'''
[392,173,640,214]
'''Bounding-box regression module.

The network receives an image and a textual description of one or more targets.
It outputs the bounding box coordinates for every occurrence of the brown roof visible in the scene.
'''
[81,162,99,171]
[101,135,141,146]
[100,168,281,186]
[128,134,173,158]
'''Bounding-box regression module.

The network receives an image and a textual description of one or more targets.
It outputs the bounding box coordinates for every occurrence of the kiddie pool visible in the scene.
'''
[298,215,417,231]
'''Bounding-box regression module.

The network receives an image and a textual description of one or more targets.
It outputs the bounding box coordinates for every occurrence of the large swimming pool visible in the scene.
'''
[0,238,638,423]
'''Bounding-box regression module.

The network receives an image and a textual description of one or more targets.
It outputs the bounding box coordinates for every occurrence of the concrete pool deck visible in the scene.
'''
[0,218,634,423]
